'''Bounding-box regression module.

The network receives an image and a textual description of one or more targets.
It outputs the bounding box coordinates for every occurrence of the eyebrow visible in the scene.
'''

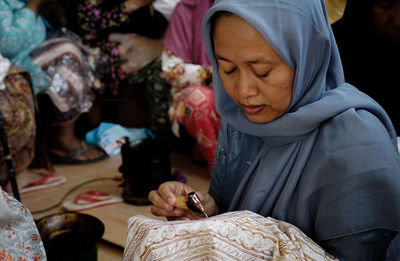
[216,55,272,65]
[215,55,229,62]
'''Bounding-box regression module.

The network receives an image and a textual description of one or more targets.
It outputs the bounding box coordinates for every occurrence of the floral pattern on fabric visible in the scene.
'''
[174,85,219,170]
[0,189,47,261]
[77,0,130,94]
[123,210,338,261]
[0,67,36,187]
[0,0,49,93]
[161,49,219,170]
[161,49,212,102]
[128,58,172,136]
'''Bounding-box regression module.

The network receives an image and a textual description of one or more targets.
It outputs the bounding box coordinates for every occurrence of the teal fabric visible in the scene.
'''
[0,189,47,260]
[202,0,400,245]
[0,0,49,93]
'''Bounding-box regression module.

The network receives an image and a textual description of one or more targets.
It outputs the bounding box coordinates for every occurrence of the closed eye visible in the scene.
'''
[257,72,269,78]
[224,68,236,75]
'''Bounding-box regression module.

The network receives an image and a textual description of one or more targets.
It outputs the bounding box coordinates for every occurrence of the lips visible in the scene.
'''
[241,104,265,114]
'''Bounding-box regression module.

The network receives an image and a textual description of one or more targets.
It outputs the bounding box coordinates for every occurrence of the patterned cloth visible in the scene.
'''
[0,0,94,119]
[77,0,168,95]
[77,0,130,94]
[174,86,219,169]
[123,210,338,261]
[161,49,219,171]
[0,188,47,261]
[0,65,36,188]
[128,59,172,136]
[30,36,94,117]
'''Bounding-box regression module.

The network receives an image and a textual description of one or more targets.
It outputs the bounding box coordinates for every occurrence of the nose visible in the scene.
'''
[237,70,259,99]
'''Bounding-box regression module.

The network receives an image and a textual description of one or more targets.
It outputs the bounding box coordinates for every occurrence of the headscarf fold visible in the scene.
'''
[202,0,400,241]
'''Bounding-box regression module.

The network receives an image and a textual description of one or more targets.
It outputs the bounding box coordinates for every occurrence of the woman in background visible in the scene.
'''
[0,0,107,165]
[161,0,219,172]
[76,0,169,95]
[332,0,400,132]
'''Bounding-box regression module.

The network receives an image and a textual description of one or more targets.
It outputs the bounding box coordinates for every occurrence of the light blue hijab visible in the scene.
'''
[202,0,400,241]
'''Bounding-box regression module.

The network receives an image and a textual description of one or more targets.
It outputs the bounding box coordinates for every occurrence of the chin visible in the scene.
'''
[245,114,273,124]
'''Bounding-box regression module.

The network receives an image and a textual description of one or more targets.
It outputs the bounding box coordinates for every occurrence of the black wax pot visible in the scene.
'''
[36,212,104,261]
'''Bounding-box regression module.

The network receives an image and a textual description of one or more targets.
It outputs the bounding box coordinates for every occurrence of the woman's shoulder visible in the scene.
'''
[306,107,400,185]
[317,108,397,155]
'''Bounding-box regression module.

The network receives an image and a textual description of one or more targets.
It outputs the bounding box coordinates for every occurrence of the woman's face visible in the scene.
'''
[213,14,294,123]
[372,0,400,47]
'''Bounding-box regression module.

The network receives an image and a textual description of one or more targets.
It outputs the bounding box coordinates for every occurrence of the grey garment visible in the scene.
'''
[210,116,400,240]
[386,233,400,261]
[322,229,396,261]
[204,0,400,247]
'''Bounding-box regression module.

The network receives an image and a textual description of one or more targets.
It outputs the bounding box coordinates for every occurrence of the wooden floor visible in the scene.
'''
[22,151,210,261]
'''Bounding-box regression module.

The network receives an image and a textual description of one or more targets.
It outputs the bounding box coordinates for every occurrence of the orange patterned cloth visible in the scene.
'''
[124,210,338,261]
[162,49,220,171]
[174,85,220,171]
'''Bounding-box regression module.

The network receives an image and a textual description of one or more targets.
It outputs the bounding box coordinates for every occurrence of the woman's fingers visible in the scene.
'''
[150,204,184,218]
[148,181,198,219]
[148,181,216,220]
[148,189,173,211]
[159,181,191,205]
[108,33,126,43]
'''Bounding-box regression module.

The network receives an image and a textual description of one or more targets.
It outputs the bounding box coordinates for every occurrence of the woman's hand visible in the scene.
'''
[109,33,164,74]
[148,181,219,220]
[123,0,155,13]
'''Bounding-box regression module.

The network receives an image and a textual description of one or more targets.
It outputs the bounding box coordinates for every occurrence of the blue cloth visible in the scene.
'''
[0,0,49,93]
[202,0,400,247]
[18,0,54,36]
[85,122,154,156]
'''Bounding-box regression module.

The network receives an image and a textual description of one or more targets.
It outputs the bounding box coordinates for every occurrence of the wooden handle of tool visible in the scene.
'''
[174,195,189,210]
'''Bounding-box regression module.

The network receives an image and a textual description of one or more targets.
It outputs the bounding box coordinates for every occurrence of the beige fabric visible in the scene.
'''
[325,0,347,24]
[124,210,338,261]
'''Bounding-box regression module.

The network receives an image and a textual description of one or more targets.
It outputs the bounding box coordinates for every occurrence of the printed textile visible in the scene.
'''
[0,188,47,261]
[123,210,338,261]
[0,66,36,188]
[161,49,218,170]
[77,0,168,94]
[174,85,219,170]
[30,37,94,115]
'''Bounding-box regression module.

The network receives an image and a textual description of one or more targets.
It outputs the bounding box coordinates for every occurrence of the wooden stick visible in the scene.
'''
[174,195,189,210]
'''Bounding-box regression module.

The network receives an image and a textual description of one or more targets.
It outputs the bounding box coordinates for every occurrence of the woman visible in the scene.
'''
[0,0,106,165]
[149,0,400,260]
[0,53,64,194]
[76,0,169,95]
[161,0,219,171]
[332,0,400,133]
